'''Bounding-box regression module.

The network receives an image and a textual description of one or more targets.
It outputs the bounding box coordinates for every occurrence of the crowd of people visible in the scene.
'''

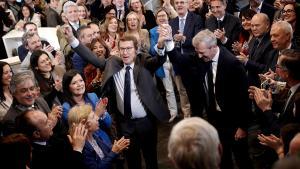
[0,0,300,169]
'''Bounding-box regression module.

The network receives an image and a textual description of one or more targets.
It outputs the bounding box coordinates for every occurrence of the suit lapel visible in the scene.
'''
[183,12,191,35]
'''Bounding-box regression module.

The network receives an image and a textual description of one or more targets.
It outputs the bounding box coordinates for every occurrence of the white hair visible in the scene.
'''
[63,1,78,13]
[168,117,221,169]
[192,29,217,48]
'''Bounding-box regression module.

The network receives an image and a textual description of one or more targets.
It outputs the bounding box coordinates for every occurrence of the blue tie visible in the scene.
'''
[124,66,132,119]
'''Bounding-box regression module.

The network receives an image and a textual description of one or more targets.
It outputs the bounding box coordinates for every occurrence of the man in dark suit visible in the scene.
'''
[169,29,251,169]
[169,0,203,117]
[169,0,203,55]
[63,25,170,169]
[251,49,300,135]
[236,13,276,87]
[240,0,275,23]
[15,109,88,169]
[205,0,241,53]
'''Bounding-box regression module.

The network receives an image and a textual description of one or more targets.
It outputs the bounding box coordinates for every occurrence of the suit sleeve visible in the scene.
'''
[72,43,106,69]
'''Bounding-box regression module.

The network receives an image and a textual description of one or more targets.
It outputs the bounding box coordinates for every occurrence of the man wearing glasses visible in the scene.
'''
[63,24,171,169]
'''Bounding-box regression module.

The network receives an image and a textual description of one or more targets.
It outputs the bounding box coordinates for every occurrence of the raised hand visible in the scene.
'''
[95,97,108,117]
[62,24,75,43]
[68,122,88,152]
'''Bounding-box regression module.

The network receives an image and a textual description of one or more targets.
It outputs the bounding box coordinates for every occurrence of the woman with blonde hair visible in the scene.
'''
[68,104,130,169]
[124,11,150,53]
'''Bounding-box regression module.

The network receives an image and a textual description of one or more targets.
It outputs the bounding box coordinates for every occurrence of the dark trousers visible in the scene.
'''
[119,116,158,169]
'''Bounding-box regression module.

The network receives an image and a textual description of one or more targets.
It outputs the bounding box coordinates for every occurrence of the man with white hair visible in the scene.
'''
[56,1,88,57]
[168,117,221,169]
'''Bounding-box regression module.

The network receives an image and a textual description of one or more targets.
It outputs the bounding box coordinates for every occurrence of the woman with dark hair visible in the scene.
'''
[15,4,41,30]
[62,70,112,145]
[84,38,110,93]
[232,9,256,55]
[0,61,13,121]
[129,0,156,30]
[100,16,122,53]
[281,2,299,48]
[29,50,64,107]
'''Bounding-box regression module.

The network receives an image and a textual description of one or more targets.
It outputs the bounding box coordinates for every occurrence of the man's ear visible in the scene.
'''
[25,44,29,50]
[33,130,40,139]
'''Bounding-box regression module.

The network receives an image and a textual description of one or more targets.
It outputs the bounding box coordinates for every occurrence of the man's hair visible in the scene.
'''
[192,29,217,48]
[21,32,39,47]
[155,7,170,20]
[15,110,38,139]
[63,1,77,13]
[77,25,90,41]
[10,71,35,94]
[280,49,300,80]
[24,22,37,32]
[119,35,138,50]
[168,117,221,169]
[271,21,293,40]
[253,13,270,27]
[209,0,227,5]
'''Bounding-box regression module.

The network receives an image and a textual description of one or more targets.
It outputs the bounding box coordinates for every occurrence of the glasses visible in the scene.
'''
[17,86,36,94]
[120,47,134,52]
[282,9,295,14]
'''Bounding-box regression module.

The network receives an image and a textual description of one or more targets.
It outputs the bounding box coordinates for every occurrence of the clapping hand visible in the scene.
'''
[111,136,130,153]
[214,28,226,43]
[95,97,108,118]
[68,121,88,152]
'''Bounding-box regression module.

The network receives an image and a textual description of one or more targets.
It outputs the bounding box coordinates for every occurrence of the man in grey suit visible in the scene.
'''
[63,25,170,169]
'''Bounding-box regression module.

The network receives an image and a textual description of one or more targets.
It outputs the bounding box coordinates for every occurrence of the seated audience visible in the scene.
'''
[68,104,130,169]
[0,62,13,121]
[15,4,41,30]
[62,70,112,145]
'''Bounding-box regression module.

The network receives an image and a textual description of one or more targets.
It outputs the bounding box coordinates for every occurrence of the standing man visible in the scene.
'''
[63,24,170,169]
[192,29,251,169]
[169,0,203,117]
[205,0,241,53]
[45,0,63,27]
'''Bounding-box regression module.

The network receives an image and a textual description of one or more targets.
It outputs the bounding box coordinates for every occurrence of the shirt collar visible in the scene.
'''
[179,12,188,20]
[117,6,125,11]
[212,47,220,63]
[34,141,47,146]
[124,63,135,70]
[217,15,225,21]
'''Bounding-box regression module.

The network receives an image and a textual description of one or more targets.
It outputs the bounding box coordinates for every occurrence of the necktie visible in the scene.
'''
[124,66,132,119]
[217,19,222,29]
[118,10,122,20]
[250,38,259,59]
[283,90,293,113]
[179,18,185,33]
[204,61,216,112]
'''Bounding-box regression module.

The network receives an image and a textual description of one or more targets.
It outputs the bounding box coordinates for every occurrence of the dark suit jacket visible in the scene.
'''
[205,13,241,52]
[205,47,251,129]
[169,12,203,75]
[168,46,251,129]
[169,11,203,55]
[31,135,87,169]
[240,2,275,22]
[72,43,170,123]
[246,33,276,86]
[83,134,117,169]
[45,7,63,27]
[263,86,300,135]
[17,40,51,62]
